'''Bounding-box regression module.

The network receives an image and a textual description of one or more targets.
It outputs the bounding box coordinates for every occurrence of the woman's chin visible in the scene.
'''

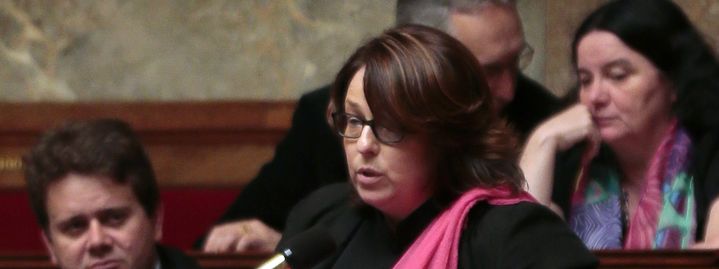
[599,129,625,145]
[356,188,393,208]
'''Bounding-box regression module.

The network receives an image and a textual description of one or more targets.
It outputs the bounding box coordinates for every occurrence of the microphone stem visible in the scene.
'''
[256,254,287,269]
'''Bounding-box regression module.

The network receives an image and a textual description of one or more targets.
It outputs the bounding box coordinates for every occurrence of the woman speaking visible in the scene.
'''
[279,25,596,268]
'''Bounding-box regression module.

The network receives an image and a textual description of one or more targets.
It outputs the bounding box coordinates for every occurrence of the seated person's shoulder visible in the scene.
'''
[295,85,332,113]
[466,201,566,240]
[283,183,354,235]
[301,85,331,102]
[461,202,597,269]
[294,182,352,214]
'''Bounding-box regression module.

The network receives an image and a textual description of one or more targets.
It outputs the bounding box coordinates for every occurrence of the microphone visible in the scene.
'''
[257,227,336,269]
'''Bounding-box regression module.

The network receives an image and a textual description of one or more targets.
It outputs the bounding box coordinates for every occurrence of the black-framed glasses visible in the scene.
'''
[331,112,404,144]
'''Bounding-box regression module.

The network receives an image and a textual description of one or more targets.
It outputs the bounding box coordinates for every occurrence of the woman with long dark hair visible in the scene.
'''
[521,0,719,249]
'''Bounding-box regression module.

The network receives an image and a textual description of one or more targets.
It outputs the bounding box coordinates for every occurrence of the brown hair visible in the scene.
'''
[23,118,159,232]
[329,25,523,204]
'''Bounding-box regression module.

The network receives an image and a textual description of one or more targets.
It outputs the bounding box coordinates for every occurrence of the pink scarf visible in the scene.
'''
[393,185,536,269]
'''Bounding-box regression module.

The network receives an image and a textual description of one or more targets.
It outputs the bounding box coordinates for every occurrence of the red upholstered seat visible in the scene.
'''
[160,188,242,249]
[0,188,241,251]
[0,190,43,251]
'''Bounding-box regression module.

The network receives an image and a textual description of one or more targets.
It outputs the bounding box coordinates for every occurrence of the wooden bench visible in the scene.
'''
[1,250,718,269]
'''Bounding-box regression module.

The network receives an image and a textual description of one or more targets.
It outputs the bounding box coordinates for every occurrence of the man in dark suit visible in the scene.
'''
[202,0,560,253]
[24,119,201,269]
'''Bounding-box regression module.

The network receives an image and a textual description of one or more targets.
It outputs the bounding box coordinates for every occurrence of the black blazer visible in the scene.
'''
[280,183,598,269]
[209,86,347,233]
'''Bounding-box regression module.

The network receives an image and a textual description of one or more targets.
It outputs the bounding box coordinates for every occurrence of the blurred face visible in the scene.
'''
[449,4,524,110]
[43,173,161,269]
[343,68,436,223]
[577,31,675,145]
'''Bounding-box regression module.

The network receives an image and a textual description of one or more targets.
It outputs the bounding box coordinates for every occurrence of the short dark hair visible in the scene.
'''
[329,25,523,204]
[23,118,159,232]
[571,0,719,138]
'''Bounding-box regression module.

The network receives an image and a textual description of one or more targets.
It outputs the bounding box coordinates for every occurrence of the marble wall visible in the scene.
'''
[0,0,394,101]
[0,0,717,101]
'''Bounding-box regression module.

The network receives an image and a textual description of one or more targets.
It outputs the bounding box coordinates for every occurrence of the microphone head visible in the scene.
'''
[280,227,336,269]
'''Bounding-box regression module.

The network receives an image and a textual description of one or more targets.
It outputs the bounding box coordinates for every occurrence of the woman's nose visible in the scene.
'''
[356,125,379,155]
[585,79,609,106]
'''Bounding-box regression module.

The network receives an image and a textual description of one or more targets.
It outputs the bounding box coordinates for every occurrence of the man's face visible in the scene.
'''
[449,4,525,111]
[42,173,161,269]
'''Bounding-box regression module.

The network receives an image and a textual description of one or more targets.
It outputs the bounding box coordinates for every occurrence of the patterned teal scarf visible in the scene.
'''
[568,121,695,249]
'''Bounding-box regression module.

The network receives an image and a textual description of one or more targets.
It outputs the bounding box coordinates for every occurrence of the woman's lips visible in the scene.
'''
[593,116,614,126]
[356,167,383,185]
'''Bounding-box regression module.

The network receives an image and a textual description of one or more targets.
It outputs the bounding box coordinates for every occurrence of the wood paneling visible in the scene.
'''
[594,250,719,269]
[0,101,296,188]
